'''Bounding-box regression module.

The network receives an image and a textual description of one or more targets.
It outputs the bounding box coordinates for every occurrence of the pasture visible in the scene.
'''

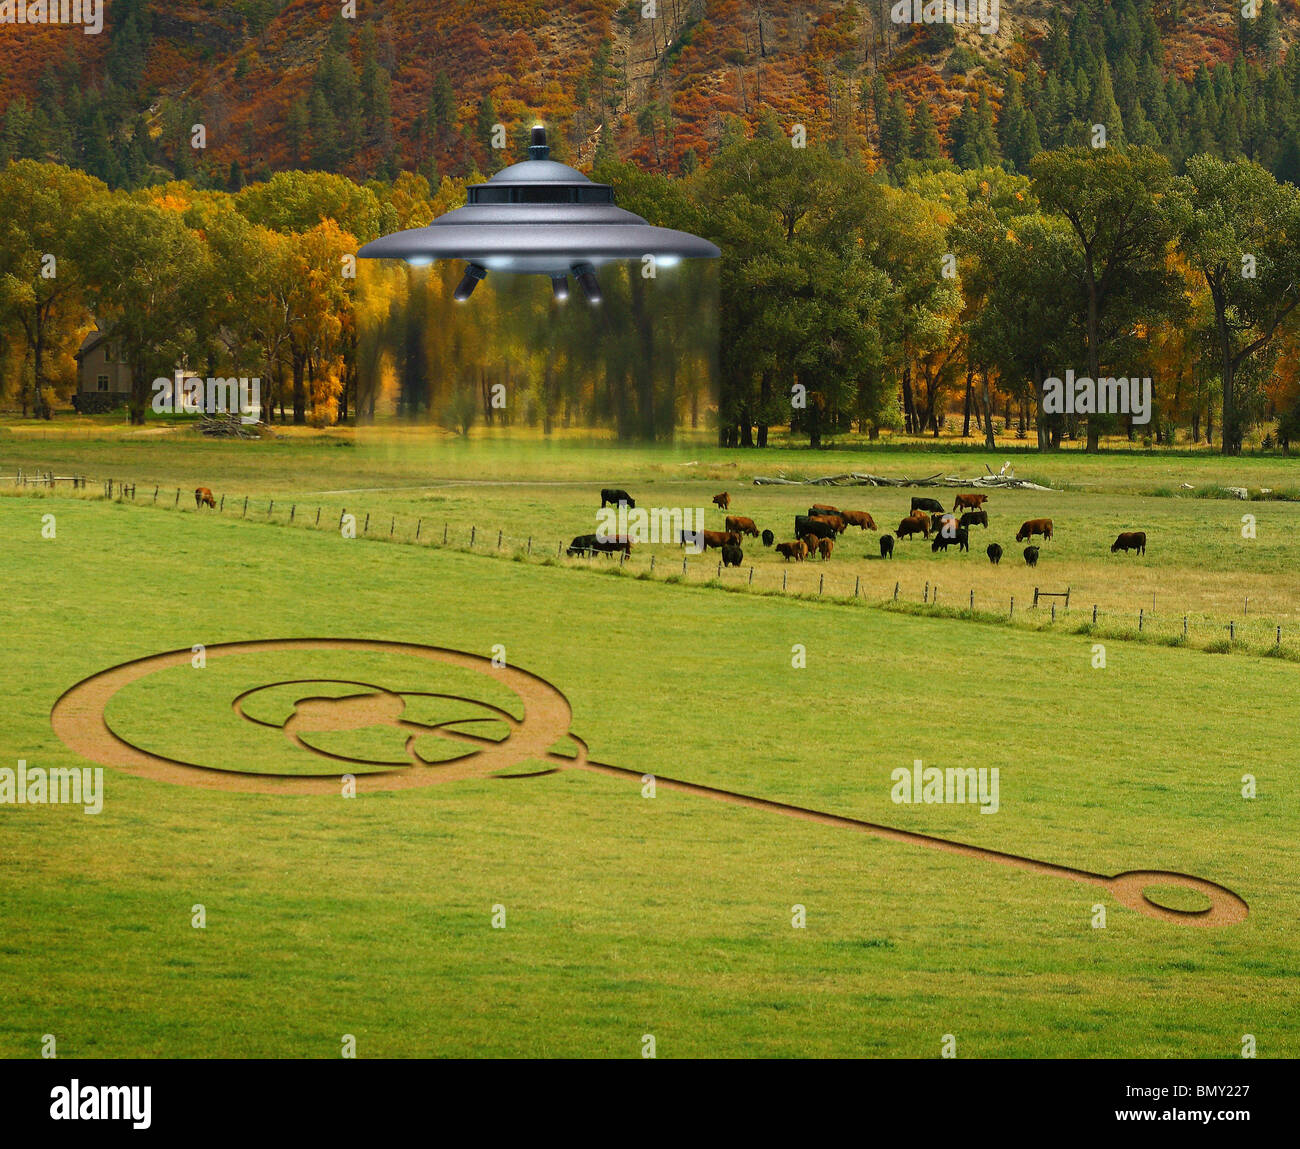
[1,425,1298,1057]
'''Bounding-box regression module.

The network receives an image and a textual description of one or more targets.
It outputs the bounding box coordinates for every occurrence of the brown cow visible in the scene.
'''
[818,537,833,560]
[776,540,808,562]
[1111,531,1147,555]
[802,533,821,555]
[1016,518,1054,542]
[897,514,930,540]
[701,529,741,549]
[931,512,959,534]
[725,515,760,538]
[840,510,877,531]
[953,492,989,512]
[712,492,730,510]
[959,510,988,529]
[810,514,847,534]
[809,503,840,515]
[195,487,216,509]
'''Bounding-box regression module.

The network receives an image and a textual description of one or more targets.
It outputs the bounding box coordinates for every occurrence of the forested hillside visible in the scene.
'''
[6,2,1300,456]
[3,2,1300,187]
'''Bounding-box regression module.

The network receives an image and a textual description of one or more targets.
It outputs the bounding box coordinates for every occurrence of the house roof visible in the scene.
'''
[75,329,110,360]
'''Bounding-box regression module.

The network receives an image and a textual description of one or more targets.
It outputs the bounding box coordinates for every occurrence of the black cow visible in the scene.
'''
[911,496,944,514]
[931,526,969,553]
[880,534,894,559]
[794,514,836,541]
[600,488,634,508]
[1023,545,1040,567]
[721,544,744,567]
[566,534,598,556]
[987,543,1003,565]
[761,529,775,547]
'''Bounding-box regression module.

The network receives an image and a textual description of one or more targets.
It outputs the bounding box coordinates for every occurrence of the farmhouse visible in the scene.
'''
[72,329,132,412]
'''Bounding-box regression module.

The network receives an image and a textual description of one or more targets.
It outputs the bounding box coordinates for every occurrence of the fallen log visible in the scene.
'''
[752,469,1056,491]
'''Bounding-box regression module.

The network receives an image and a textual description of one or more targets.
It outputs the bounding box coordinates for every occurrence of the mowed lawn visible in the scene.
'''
[0,495,1296,1058]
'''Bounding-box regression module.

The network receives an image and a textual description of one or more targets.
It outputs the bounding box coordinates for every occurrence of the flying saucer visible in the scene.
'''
[355,126,720,303]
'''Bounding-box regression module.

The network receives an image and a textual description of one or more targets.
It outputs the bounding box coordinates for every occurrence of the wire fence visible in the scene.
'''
[10,468,1300,660]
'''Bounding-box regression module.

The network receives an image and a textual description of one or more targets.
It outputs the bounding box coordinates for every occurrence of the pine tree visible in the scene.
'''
[908,101,943,161]
[429,71,456,137]
[287,97,310,165]
[1089,58,1125,145]
[879,91,909,169]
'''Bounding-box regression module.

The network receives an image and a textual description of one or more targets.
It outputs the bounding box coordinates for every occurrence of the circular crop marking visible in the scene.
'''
[50,639,580,794]
[50,639,1248,926]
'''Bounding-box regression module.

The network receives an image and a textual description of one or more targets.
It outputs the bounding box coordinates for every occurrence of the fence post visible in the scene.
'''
[174,488,180,507]
[469,525,474,546]
[717,561,722,578]
[1033,587,1039,608]
[290,505,296,522]
[443,523,448,544]
[683,556,688,576]
[153,486,159,503]
[894,582,899,601]
[339,508,346,529]
[750,567,754,586]
[1065,587,1071,610]
[418,519,423,540]
[219,494,224,511]
[243,497,248,516]
[970,589,974,612]
[924,581,929,604]
[856,576,861,598]
[315,507,321,526]
[1277,626,1282,647]
[1093,604,1097,624]
[782,570,787,592]
[268,500,274,516]
[1010,597,1014,619]
[364,513,370,534]
[1184,616,1188,640]
[1229,620,1235,642]
[524,534,529,554]
[1139,609,1144,631]
[1244,597,1249,616]
[1051,603,1056,622]
[819,573,824,595]
[557,541,563,557]
[497,530,503,549]
[650,554,655,573]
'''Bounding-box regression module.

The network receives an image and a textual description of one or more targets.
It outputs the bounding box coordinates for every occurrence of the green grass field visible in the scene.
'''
[2,428,1298,1057]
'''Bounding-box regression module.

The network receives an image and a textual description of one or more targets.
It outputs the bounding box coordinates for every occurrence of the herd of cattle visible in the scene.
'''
[569,487,1149,569]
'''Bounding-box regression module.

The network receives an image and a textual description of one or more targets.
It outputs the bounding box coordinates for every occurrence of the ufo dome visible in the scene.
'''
[356,126,719,303]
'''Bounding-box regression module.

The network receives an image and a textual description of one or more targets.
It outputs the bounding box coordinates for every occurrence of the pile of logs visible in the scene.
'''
[199,413,260,439]
[752,462,1056,491]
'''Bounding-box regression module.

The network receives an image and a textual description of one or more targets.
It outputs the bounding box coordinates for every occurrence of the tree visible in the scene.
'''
[0,162,108,418]
[1172,155,1300,454]
[1031,146,1180,451]
[698,136,889,447]
[74,196,206,424]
